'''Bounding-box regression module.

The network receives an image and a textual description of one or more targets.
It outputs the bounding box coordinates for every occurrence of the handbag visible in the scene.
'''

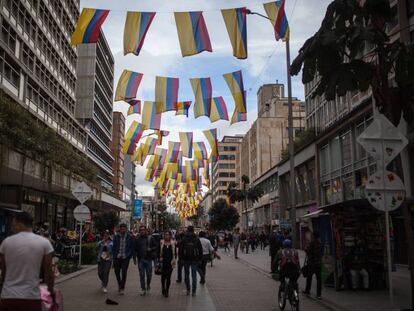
[154,262,163,275]
[301,257,311,278]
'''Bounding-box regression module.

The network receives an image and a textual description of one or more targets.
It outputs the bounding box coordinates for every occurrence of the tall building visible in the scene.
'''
[76,32,115,191]
[212,136,243,202]
[111,112,125,200]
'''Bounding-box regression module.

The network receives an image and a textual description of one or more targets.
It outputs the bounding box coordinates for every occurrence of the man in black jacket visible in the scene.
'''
[179,226,203,296]
[112,224,134,295]
[133,226,157,296]
[303,232,322,299]
[175,229,185,283]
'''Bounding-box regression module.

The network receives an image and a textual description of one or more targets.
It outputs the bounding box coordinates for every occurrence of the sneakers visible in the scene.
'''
[140,290,146,296]
[119,289,124,295]
[186,290,190,296]
[102,287,107,293]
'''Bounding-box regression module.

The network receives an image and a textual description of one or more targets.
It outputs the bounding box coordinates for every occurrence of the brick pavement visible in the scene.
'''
[225,246,411,311]
[57,253,329,311]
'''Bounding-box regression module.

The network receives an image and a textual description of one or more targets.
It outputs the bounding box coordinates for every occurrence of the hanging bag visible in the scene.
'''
[301,256,311,278]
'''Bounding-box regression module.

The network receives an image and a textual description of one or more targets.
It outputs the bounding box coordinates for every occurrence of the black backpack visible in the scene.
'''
[183,236,200,260]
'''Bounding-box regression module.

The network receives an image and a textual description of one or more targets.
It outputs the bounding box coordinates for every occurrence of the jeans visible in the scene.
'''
[138,259,153,290]
[113,257,130,290]
[350,268,369,289]
[234,243,239,258]
[184,261,199,293]
[305,264,322,296]
[161,265,173,294]
[177,259,184,281]
[97,260,112,287]
[197,254,210,282]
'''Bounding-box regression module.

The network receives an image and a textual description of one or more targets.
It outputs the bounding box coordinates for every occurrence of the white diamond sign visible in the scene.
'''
[72,182,92,204]
[357,114,408,168]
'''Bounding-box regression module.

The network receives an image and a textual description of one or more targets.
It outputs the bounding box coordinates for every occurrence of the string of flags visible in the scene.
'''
[69,1,290,218]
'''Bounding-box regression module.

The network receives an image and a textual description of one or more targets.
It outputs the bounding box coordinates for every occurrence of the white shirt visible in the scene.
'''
[0,231,54,299]
[200,237,214,255]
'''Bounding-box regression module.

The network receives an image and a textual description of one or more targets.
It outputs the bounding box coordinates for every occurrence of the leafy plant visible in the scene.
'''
[81,242,98,265]
[93,211,120,234]
[57,259,80,275]
[208,199,240,231]
[281,128,316,160]
[227,175,264,205]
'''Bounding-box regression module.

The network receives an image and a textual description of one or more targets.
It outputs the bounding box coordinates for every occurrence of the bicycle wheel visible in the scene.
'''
[278,286,286,310]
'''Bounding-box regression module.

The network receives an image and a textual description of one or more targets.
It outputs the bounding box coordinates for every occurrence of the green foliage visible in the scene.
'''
[290,0,414,125]
[81,242,98,265]
[57,259,80,275]
[159,211,181,230]
[208,199,240,231]
[281,128,317,161]
[226,176,264,204]
[93,211,120,233]
[0,90,98,183]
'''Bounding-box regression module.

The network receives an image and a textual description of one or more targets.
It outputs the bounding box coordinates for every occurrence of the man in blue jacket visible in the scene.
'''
[112,224,134,294]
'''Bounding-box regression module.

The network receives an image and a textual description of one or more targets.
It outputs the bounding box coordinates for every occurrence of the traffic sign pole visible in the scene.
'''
[79,220,82,267]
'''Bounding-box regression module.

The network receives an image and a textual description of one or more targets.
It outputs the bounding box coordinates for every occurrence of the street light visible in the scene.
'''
[247,9,297,246]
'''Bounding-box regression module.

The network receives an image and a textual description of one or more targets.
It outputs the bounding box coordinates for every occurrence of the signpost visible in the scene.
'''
[72,182,92,267]
[357,114,408,305]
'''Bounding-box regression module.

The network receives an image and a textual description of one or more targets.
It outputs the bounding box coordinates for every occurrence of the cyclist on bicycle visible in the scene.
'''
[276,239,300,291]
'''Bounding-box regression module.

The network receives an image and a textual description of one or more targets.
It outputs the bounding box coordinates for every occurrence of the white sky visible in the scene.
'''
[80,0,332,196]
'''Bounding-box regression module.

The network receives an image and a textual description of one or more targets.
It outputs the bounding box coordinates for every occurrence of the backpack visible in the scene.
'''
[182,236,200,261]
[280,249,299,270]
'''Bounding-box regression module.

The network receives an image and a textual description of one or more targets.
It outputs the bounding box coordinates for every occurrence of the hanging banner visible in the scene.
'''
[127,100,141,115]
[71,8,109,46]
[115,70,143,101]
[179,132,194,158]
[175,101,192,117]
[223,70,247,113]
[155,76,179,112]
[221,7,248,59]
[263,0,290,42]
[191,77,213,118]
[142,101,162,130]
[133,199,143,219]
[209,96,229,123]
[124,11,156,56]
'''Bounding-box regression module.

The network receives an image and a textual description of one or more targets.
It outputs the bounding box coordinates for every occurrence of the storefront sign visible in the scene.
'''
[133,199,142,220]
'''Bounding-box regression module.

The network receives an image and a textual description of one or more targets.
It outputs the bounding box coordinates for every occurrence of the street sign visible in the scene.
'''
[357,114,408,168]
[365,170,405,212]
[72,182,92,204]
[73,204,91,222]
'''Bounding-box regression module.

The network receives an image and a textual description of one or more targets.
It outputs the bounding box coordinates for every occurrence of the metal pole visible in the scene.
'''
[286,40,297,246]
[78,220,82,267]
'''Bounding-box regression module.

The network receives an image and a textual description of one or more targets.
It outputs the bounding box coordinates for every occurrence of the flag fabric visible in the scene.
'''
[174,11,212,57]
[124,11,156,56]
[209,96,229,123]
[193,142,208,160]
[230,109,247,124]
[155,130,170,145]
[179,132,193,158]
[175,101,192,117]
[122,121,144,155]
[142,101,162,130]
[203,128,219,161]
[155,76,179,112]
[221,8,248,59]
[190,77,213,118]
[223,70,247,113]
[177,151,183,173]
[156,148,167,170]
[166,141,181,163]
[115,70,143,101]
[185,162,197,181]
[71,8,109,45]
[132,144,144,163]
[127,100,141,115]
[263,1,290,42]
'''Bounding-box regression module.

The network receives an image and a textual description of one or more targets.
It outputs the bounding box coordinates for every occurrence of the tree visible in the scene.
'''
[159,211,181,231]
[290,0,414,307]
[93,211,120,233]
[208,199,240,231]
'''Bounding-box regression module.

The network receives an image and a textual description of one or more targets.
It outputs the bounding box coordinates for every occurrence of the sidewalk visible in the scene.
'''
[225,246,411,311]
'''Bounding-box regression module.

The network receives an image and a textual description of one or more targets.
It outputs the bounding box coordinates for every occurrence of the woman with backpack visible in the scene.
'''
[159,230,176,297]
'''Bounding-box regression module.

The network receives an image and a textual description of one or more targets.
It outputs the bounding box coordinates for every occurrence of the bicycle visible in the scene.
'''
[278,277,299,311]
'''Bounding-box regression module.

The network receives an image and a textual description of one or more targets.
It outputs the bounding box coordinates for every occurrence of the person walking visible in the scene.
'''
[269,230,281,273]
[0,212,54,311]
[133,226,157,296]
[96,231,113,293]
[179,226,203,296]
[175,229,185,283]
[259,231,266,250]
[224,233,230,252]
[159,231,176,297]
[233,228,241,259]
[303,232,322,299]
[112,223,134,295]
[197,231,220,284]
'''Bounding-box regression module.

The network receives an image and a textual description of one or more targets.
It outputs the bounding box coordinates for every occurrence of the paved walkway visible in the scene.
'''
[225,246,411,311]
[58,253,329,311]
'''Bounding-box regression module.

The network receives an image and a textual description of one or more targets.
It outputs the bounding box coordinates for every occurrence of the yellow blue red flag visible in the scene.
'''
[263,1,290,42]
[71,8,109,46]
[122,121,144,155]
[223,70,247,113]
[175,101,192,117]
[209,96,229,123]
[221,8,248,59]
[190,77,213,118]
[155,76,180,112]
[115,70,143,101]
[203,128,219,161]
[142,101,162,130]
[127,100,141,116]
[124,12,156,56]
[179,132,193,158]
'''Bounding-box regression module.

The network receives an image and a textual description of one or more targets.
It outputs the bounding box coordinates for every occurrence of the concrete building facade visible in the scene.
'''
[110,112,125,200]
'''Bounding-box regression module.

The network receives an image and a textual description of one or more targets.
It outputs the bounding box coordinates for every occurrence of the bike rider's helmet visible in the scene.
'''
[282,239,292,248]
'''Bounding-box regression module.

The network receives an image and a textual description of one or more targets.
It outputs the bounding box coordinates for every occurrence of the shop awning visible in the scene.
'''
[301,209,328,219]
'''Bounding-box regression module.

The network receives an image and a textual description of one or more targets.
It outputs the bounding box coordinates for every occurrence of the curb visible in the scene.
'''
[225,252,346,311]
[55,265,97,285]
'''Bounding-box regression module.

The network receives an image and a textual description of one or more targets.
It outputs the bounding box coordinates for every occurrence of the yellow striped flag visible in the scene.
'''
[221,8,248,59]
[179,132,193,158]
[71,8,109,46]
[124,12,156,56]
[223,70,247,113]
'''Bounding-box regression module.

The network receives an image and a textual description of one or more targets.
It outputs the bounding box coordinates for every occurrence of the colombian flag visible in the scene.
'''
[193,142,208,160]
[230,110,247,125]
[155,130,170,145]
[175,101,192,117]
[122,121,144,155]
[203,128,219,161]
[155,76,179,112]
[71,8,109,46]
[142,137,158,157]
[177,151,183,173]
[190,77,213,118]
[142,101,162,130]
[179,132,193,158]
[156,148,167,170]
[115,70,143,101]
[167,142,181,163]
[223,70,247,113]
[221,8,248,59]
[124,12,156,56]
[127,100,141,116]
[174,11,212,57]
[132,145,144,164]
[209,96,229,123]
[263,1,290,42]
